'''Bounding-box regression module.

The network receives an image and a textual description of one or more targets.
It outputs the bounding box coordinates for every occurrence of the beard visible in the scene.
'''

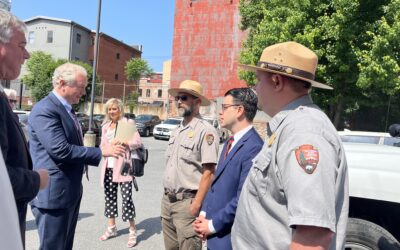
[178,104,195,117]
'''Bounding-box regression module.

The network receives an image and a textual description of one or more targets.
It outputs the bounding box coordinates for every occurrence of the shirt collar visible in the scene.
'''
[231,125,253,148]
[180,115,201,131]
[233,125,253,142]
[52,90,72,112]
[267,94,313,136]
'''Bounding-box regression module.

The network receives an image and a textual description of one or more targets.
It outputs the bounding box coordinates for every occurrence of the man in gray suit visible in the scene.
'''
[0,9,49,247]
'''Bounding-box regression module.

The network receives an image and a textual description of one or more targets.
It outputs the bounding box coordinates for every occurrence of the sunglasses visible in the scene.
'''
[174,95,197,102]
[8,99,17,104]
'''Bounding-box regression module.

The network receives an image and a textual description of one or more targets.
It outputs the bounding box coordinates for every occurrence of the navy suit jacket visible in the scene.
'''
[0,91,40,229]
[29,92,101,209]
[202,127,263,250]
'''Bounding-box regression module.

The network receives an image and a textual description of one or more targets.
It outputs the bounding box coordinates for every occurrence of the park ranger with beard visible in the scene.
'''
[161,80,219,250]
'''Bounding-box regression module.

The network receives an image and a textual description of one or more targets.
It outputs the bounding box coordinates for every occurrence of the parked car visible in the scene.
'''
[13,110,30,140]
[124,113,136,120]
[78,118,102,146]
[339,130,400,147]
[153,117,183,140]
[135,114,161,137]
[93,114,105,123]
[203,116,229,143]
[344,142,400,249]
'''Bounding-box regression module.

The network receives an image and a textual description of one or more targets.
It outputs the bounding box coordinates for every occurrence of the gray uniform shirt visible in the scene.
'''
[163,116,219,192]
[232,95,349,250]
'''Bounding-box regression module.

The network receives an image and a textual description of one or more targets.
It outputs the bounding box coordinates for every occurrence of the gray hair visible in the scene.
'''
[0,9,26,44]
[52,62,88,87]
[103,98,125,125]
[4,88,17,98]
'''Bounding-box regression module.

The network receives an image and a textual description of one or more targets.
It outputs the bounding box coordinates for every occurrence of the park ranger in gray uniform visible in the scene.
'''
[161,80,219,250]
[232,42,349,250]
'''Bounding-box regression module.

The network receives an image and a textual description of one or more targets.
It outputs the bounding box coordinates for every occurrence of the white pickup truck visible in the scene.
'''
[344,142,400,249]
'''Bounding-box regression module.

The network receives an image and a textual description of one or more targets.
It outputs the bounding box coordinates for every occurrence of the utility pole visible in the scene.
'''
[84,0,102,147]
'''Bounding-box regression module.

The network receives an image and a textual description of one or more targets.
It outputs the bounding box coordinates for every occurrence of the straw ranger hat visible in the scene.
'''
[168,80,211,106]
[239,41,333,90]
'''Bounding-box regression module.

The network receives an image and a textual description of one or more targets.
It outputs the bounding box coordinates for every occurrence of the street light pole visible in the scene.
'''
[84,0,102,147]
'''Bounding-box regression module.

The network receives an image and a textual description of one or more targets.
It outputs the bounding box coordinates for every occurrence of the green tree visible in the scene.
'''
[126,91,140,113]
[124,58,153,83]
[22,52,97,106]
[22,51,59,102]
[238,0,400,129]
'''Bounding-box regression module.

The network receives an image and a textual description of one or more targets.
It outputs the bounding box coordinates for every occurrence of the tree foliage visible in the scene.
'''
[239,0,400,129]
[124,58,153,82]
[22,51,97,105]
[126,91,140,113]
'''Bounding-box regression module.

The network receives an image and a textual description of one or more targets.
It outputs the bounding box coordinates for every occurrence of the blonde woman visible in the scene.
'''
[99,98,141,248]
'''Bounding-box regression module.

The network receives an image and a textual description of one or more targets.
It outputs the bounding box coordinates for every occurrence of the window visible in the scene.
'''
[47,31,53,43]
[158,89,162,98]
[146,89,150,97]
[116,53,120,59]
[28,31,35,44]
[91,37,95,46]
[114,74,119,80]
[138,89,142,96]
[76,33,81,44]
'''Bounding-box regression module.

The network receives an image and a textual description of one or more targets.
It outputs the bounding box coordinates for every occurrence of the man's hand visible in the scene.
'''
[35,169,49,190]
[193,215,210,240]
[189,198,201,216]
[101,144,125,157]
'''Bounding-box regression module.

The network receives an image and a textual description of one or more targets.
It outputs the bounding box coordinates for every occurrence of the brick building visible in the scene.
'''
[171,0,248,101]
[88,32,142,101]
[18,16,142,105]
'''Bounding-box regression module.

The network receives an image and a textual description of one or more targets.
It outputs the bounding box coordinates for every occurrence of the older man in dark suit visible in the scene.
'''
[193,88,263,249]
[0,9,49,248]
[29,62,125,250]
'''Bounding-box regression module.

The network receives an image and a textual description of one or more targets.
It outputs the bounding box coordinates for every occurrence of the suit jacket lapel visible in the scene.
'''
[212,128,256,184]
[48,93,83,146]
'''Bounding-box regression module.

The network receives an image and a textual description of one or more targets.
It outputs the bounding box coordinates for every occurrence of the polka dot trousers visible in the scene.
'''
[104,168,136,221]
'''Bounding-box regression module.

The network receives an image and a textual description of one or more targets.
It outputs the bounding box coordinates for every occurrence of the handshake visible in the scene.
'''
[101,140,127,158]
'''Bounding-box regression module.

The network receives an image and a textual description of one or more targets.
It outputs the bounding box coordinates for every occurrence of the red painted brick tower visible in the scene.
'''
[171,0,247,101]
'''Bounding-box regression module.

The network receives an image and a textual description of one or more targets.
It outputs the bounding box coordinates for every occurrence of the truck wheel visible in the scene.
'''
[345,218,400,250]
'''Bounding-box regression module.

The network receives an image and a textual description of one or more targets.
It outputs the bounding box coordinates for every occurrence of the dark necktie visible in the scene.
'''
[224,136,234,160]
[70,109,83,142]
[70,109,89,180]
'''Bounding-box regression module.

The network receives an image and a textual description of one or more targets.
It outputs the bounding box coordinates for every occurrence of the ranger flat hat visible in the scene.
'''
[239,41,333,90]
[168,80,211,106]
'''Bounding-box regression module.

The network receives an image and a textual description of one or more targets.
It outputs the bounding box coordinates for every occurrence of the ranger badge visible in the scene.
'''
[295,144,319,174]
[205,134,214,145]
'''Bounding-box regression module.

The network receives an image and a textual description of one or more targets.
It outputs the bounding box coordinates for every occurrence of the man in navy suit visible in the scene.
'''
[193,88,263,249]
[0,9,49,248]
[29,62,125,250]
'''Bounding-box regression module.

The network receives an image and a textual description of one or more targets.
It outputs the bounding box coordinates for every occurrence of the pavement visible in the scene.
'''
[25,137,170,250]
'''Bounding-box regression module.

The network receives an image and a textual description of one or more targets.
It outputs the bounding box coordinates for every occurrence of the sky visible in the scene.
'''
[11,0,176,72]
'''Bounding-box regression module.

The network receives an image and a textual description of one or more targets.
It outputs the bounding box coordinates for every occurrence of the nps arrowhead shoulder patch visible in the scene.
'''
[205,134,214,145]
[295,144,319,174]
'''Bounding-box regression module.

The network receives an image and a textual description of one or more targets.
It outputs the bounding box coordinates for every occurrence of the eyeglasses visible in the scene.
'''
[174,95,197,102]
[8,99,17,104]
[221,104,241,111]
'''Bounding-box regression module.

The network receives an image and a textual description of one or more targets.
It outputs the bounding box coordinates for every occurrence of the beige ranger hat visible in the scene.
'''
[168,80,211,106]
[239,41,333,90]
